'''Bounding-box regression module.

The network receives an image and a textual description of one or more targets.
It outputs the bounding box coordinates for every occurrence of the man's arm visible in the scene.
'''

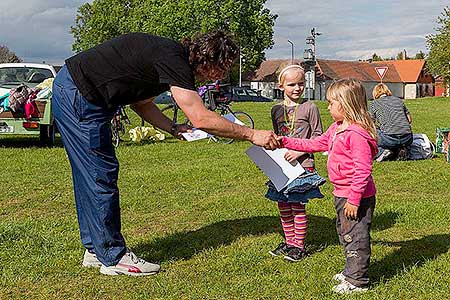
[130,98,173,133]
[171,86,278,148]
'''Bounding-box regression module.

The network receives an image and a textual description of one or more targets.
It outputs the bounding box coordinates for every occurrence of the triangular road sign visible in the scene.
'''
[375,66,388,81]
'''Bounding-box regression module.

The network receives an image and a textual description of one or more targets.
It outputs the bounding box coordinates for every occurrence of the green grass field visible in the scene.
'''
[1,97,449,299]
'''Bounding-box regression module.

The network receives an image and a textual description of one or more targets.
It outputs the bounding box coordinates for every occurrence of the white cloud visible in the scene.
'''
[0,1,89,65]
[265,0,448,60]
[0,0,447,64]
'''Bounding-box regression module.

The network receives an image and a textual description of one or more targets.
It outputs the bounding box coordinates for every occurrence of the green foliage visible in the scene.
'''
[1,98,450,299]
[414,50,426,59]
[70,1,135,53]
[396,50,408,60]
[0,45,22,63]
[371,53,383,61]
[70,0,277,72]
[427,6,450,85]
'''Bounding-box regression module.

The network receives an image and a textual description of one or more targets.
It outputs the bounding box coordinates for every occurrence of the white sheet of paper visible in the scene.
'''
[181,113,245,142]
[181,129,209,142]
[246,146,305,191]
[222,113,245,126]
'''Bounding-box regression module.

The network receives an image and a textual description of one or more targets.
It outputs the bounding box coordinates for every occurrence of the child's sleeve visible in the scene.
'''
[271,106,279,135]
[281,125,331,152]
[308,104,323,138]
[347,133,374,206]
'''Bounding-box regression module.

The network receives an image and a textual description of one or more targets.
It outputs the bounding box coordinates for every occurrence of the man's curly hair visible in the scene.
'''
[181,30,239,72]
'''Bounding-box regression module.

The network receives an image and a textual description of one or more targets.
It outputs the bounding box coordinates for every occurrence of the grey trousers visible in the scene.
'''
[334,196,376,288]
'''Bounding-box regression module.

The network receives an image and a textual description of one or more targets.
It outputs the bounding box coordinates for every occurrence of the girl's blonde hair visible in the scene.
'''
[277,63,304,86]
[372,83,392,99]
[327,78,377,140]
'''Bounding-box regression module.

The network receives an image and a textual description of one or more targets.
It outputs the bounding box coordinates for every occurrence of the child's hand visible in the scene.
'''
[284,150,302,163]
[344,201,358,220]
[276,135,284,145]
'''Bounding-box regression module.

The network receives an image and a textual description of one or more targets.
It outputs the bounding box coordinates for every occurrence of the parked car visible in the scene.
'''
[0,63,57,145]
[153,91,173,104]
[227,87,273,102]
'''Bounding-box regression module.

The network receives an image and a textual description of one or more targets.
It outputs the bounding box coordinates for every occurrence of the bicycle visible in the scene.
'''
[111,105,131,147]
[160,82,254,144]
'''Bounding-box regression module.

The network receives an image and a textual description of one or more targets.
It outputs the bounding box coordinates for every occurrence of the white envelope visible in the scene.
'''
[181,129,209,142]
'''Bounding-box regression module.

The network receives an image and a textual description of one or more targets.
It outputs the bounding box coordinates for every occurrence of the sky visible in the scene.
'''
[0,0,448,65]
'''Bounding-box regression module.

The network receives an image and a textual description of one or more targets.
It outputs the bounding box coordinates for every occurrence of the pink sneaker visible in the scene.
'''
[100,249,160,276]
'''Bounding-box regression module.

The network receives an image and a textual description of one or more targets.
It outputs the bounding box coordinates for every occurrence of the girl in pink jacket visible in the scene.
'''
[279,78,378,294]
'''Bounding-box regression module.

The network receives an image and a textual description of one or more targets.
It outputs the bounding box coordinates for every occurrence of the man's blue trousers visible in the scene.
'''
[52,65,126,266]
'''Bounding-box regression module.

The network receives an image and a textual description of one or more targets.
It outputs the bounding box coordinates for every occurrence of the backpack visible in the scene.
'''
[407,133,434,160]
[8,84,33,112]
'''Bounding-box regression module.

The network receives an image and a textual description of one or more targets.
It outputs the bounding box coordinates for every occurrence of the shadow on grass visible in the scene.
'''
[134,211,400,262]
[372,211,401,232]
[135,215,338,262]
[370,234,450,285]
[133,212,398,261]
[0,136,64,148]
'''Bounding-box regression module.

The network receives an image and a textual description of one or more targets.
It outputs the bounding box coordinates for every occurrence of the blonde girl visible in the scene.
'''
[278,78,378,294]
[266,64,326,262]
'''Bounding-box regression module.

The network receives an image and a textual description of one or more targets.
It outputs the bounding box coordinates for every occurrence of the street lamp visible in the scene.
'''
[287,40,294,63]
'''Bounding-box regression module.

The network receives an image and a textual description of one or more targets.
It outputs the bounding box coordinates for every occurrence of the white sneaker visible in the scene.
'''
[375,149,393,162]
[82,250,102,268]
[332,272,345,282]
[100,249,160,276]
[332,279,368,294]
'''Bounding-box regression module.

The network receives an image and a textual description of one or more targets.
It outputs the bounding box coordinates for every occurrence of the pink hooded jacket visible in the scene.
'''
[281,122,378,206]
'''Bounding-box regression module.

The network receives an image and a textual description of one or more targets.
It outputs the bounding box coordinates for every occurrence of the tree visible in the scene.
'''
[427,6,450,85]
[70,0,277,73]
[0,45,22,63]
[371,53,383,61]
[414,50,425,59]
[396,50,409,60]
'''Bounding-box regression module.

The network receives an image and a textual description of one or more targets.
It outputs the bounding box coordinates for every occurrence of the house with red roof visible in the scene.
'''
[248,59,434,100]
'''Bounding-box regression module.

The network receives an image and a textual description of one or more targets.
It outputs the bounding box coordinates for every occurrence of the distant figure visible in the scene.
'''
[369,83,412,161]
[266,64,326,262]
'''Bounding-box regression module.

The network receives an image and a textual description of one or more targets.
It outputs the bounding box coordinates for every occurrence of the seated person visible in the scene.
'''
[369,83,413,161]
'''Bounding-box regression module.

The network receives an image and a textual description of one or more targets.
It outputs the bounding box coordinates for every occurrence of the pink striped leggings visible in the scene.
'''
[277,202,307,249]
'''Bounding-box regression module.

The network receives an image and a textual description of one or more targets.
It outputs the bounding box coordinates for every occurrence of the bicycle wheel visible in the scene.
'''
[232,111,254,129]
[215,110,255,144]
[112,126,121,147]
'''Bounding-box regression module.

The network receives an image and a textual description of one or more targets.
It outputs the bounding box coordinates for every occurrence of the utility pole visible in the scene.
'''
[303,28,322,100]
[239,52,245,87]
[287,40,294,64]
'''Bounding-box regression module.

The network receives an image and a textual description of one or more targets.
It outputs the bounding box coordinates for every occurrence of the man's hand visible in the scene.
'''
[251,130,280,150]
[284,150,303,163]
[172,123,192,140]
[344,201,359,220]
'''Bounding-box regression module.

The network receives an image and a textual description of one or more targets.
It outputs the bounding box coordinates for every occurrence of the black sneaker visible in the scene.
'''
[375,149,393,162]
[283,246,307,262]
[268,242,289,257]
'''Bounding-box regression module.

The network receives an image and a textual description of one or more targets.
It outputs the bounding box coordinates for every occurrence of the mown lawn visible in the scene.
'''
[1,97,449,299]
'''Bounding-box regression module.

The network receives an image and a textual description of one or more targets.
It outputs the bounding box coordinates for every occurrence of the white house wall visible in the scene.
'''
[314,81,404,100]
[250,81,278,99]
[404,84,417,99]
